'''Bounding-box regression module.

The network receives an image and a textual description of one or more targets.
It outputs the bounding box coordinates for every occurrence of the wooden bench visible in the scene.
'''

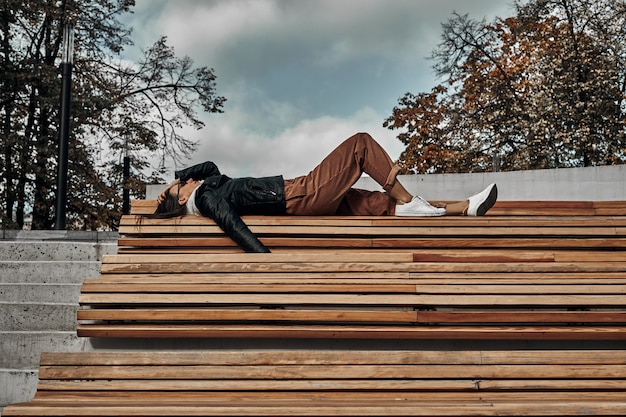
[4,349,626,416]
[120,201,626,253]
[78,199,626,340]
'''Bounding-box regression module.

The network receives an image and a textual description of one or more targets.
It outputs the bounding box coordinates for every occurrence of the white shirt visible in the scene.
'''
[185,182,203,216]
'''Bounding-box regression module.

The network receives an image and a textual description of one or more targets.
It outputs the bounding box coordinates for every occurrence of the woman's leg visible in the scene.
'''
[335,188,396,215]
[428,184,498,216]
[283,132,497,216]
[284,132,404,215]
[434,200,468,215]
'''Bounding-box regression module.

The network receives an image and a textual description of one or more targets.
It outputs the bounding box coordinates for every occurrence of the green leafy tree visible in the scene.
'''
[385,0,626,174]
[0,0,225,230]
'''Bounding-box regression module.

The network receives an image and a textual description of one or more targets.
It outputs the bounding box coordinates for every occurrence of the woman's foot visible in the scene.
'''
[395,196,446,217]
[466,183,498,216]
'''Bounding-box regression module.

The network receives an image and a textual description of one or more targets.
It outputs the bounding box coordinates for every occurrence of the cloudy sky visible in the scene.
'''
[121,0,516,179]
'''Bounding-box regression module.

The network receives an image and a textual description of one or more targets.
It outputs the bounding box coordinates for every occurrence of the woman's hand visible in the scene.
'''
[157,179,180,204]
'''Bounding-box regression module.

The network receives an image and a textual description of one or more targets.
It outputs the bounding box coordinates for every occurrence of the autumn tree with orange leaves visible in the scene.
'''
[386,0,626,174]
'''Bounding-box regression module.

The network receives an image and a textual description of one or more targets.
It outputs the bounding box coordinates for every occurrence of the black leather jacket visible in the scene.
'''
[175,161,286,253]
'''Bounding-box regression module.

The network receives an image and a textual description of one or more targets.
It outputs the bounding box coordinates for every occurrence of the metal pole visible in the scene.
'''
[122,155,130,214]
[55,24,74,230]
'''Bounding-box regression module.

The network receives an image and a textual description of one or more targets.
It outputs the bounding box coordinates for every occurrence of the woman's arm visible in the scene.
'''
[175,161,221,181]
[196,190,270,253]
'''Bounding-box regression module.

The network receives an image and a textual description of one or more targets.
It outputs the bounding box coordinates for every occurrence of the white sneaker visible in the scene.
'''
[395,196,446,217]
[466,183,497,216]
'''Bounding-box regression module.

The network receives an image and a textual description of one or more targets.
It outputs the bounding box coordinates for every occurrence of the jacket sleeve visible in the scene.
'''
[196,190,270,253]
[175,161,221,181]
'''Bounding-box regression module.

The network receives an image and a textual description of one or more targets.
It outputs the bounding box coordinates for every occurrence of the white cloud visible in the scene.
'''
[175,105,401,180]
[123,0,516,181]
[160,0,279,57]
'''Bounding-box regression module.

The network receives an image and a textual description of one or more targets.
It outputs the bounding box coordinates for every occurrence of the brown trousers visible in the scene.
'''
[284,132,400,216]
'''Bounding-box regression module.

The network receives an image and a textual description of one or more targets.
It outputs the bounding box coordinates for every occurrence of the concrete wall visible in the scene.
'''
[147,165,626,201]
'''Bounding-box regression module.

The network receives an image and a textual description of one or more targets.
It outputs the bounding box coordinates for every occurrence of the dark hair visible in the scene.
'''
[137,193,187,225]
[153,193,188,218]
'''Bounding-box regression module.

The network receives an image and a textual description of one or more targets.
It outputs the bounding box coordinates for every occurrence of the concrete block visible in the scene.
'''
[0,283,81,303]
[0,230,118,242]
[0,331,84,368]
[0,302,78,331]
[0,241,117,262]
[0,261,102,283]
[0,368,38,410]
[355,165,626,201]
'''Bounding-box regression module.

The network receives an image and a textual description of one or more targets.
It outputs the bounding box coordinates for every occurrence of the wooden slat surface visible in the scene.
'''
[79,200,626,340]
[5,350,626,416]
[8,200,626,417]
[119,202,626,254]
[79,237,626,339]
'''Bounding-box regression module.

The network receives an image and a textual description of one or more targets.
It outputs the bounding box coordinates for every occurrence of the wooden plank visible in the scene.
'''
[7,399,626,417]
[77,309,626,324]
[121,220,626,232]
[32,378,626,394]
[494,201,595,209]
[23,392,626,403]
[79,282,417,293]
[122,213,626,227]
[99,261,626,274]
[35,391,610,403]
[101,252,416,264]
[108,249,626,264]
[78,291,626,306]
[36,363,626,380]
[75,324,626,339]
[82,272,626,284]
[594,201,626,216]
[79,281,626,295]
[117,237,626,250]
[100,251,626,266]
[120,224,623,236]
[38,350,626,366]
[413,250,626,263]
[33,379,477,393]
[77,308,419,323]
[414,311,626,323]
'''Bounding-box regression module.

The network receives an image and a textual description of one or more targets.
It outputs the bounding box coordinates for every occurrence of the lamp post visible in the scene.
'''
[123,154,131,215]
[54,24,74,230]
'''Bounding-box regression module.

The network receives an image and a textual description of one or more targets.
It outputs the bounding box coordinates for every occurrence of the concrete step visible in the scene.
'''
[0,230,118,244]
[0,261,102,283]
[0,302,78,331]
[0,232,117,412]
[0,241,117,261]
[0,368,38,411]
[0,283,81,303]
[0,331,84,369]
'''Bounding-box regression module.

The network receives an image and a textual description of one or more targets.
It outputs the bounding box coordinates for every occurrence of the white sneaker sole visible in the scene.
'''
[471,184,498,216]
